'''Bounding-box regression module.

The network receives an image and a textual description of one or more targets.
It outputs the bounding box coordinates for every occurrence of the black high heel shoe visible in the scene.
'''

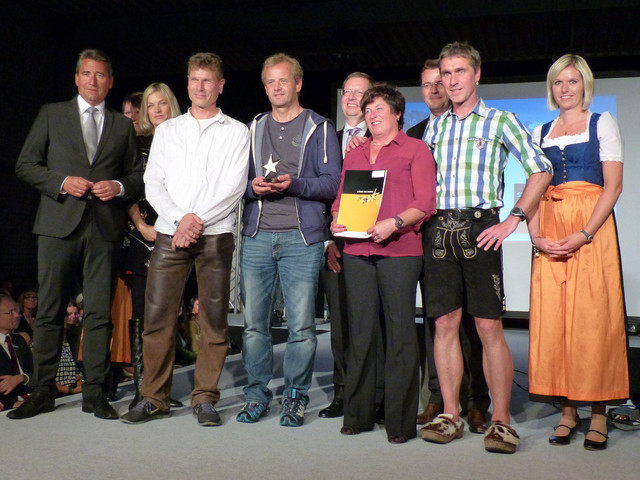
[549,417,581,445]
[583,429,608,450]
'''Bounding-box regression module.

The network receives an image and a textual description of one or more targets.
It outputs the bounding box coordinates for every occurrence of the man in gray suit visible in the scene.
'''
[10,49,142,420]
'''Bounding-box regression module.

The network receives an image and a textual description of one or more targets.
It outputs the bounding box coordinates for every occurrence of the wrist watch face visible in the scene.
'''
[395,216,404,228]
[510,207,525,220]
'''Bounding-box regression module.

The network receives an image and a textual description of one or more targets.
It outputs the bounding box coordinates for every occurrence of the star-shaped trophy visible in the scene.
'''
[263,154,281,183]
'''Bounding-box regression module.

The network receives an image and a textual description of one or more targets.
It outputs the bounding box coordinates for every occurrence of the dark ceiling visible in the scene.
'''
[8,0,640,76]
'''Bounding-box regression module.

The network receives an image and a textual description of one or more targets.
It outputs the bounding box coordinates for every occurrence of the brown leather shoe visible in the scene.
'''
[467,408,487,434]
[417,402,444,425]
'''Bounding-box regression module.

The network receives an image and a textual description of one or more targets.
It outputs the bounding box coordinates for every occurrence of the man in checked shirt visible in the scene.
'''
[420,41,552,454]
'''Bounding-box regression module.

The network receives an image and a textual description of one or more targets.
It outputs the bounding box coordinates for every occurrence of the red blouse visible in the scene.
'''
[332,130,436,257]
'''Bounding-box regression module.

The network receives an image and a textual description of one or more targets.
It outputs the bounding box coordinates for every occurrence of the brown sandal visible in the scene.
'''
[484,421,520,454]
[421,413,464,444]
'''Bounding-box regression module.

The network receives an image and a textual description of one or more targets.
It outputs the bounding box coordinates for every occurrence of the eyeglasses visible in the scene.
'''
[422,81,444,89]
[0,308,19,315]
[340,89,366,98]
[25,295,38,299]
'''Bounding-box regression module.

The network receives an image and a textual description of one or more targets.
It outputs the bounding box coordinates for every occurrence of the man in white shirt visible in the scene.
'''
[121,52,250,426]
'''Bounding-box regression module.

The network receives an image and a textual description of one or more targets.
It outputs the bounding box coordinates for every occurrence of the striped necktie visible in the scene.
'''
[346,127,360,143]
[343,127,361,156]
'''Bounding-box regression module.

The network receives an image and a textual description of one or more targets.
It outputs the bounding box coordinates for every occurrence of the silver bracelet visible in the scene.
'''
[531,235,541,257]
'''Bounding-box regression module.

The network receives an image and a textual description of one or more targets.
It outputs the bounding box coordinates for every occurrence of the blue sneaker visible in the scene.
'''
[236,401,269,423]
[280,389,309,427]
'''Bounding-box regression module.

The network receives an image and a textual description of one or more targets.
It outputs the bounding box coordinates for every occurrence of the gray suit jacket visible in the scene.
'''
[16,97,143,241]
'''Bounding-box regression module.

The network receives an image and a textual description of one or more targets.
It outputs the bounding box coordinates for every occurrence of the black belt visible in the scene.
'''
[436,208,499,221]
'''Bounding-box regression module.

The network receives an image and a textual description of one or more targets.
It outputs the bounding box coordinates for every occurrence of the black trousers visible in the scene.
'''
[124,274,147,321]
[32,210,117,399]
[320,266,348,394]
[342,253,421,439]
[321,259,385,403]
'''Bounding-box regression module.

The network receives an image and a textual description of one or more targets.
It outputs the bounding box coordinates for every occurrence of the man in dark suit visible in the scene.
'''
[318,72,374,419]
[408,58,489,433]
[10,49,142,420]
[0,294,33,411]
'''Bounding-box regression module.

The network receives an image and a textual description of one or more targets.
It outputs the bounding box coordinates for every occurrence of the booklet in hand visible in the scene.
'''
[335,169,387,238]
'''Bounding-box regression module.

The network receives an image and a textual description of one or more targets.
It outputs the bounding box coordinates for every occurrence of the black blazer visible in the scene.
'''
[16,98,143,242]
[0,334,33,406]
[406,117,429,141]
[337,127,371,161]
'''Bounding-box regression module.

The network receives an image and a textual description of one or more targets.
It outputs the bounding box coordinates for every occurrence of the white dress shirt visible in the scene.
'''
[77,95,105,144]
[144,109,251,236]
[341,120,367,157]
[59,96,123,196]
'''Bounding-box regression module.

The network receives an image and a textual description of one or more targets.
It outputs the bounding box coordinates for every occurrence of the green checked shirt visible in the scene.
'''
[425,98,552,210]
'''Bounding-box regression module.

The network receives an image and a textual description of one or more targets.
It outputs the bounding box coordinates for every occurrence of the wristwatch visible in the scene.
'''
[393,215,404,229]
[509,206,526,222]
[580,229,594,243]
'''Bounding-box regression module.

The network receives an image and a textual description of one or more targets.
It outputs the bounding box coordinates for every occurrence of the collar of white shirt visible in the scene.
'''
[77,95,106,117]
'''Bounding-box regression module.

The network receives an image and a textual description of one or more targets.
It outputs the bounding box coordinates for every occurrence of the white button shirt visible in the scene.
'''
[144,109,250,236]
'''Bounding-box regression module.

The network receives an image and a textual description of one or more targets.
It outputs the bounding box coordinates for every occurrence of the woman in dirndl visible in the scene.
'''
[528,54,628,451]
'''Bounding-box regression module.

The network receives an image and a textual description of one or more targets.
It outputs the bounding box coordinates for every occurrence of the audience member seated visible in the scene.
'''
[0,294,33,411]
[0,280,15,298]
[55,304,85,396]
[15,288,38,344]
[64,301,83,363]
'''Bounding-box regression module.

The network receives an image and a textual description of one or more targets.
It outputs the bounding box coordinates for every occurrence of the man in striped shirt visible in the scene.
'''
[420,41,552,454]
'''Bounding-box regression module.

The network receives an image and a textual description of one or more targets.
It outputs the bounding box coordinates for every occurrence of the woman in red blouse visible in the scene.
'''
[331,83,436,443]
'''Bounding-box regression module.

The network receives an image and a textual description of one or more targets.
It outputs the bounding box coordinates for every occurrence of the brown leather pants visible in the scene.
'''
[141,233,234,410]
